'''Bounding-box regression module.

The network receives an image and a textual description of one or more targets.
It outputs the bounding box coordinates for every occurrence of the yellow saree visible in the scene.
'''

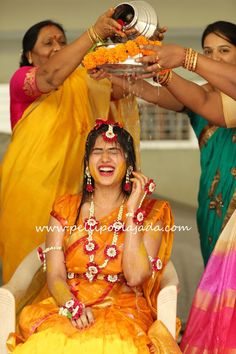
[8,194,181,354]
[0,67,139,283]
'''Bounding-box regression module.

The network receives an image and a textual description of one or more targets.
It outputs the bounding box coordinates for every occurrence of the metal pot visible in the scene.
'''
[111,1,158,42]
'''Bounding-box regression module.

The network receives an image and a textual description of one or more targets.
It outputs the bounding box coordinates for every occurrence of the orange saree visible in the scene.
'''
[8,194,181,354]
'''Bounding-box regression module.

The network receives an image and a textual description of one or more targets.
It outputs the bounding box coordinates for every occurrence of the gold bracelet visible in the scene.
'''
[87,29,96,45]
[182,48,198,72]
[154,69,173,87]
[92,26,104,43]
[87,26,105,44]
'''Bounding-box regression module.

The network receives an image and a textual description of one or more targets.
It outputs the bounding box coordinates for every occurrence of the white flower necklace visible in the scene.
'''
[83,198,125,282]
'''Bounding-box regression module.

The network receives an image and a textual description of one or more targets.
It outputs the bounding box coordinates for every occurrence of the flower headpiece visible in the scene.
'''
[94,119,123,143]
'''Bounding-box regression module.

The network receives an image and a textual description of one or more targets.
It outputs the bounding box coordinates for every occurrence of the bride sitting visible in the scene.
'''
[9,120,181,354]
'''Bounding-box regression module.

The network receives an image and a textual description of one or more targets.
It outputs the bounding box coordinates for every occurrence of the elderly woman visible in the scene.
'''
[0,9,139,283]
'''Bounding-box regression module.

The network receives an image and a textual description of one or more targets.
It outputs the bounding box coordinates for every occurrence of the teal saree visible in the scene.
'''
[188,111,236,265]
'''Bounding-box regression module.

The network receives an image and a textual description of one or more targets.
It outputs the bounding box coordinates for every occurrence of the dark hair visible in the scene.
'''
[201,21,236,48]
[75,123,136,223]
[20,20,66,67]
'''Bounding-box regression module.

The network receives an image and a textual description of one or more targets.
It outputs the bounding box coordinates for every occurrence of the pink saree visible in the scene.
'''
[181,210,236,353]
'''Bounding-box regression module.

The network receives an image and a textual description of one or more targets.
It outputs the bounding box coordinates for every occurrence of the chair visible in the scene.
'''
[0,245,179,354]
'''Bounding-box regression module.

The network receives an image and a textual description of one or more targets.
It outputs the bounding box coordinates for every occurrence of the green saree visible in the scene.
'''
[188,111,236,265]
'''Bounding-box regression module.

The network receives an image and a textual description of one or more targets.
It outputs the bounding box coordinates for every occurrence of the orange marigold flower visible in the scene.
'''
[82,36,162,70]
[125,40,139,56]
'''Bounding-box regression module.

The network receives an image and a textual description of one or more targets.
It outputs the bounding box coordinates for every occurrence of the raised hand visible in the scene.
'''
[136,43,185,73]
[149,26,168,41]
[93,8,124,40]
[127,171,149,211]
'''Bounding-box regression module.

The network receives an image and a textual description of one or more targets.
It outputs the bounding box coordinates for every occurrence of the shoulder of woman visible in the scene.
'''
[143,198,172,222]
[10,66,33,83]
[51,193,82,224]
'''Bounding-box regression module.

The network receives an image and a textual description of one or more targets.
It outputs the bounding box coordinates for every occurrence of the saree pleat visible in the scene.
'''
[0,67,139,283]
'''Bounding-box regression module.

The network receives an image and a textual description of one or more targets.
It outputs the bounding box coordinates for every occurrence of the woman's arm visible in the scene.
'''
[165,72,225,126]
[36,9,123,93]
[195,54,236,100]
[45,216,71,305]
[122,172,162,287]
[137,44,235,125]
[110,75,184,111]
[46,216,95,329]
[139,43,236,100]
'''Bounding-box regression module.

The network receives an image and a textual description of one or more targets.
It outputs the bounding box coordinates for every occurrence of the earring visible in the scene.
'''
[85,167,94,193]
[124,166,133,192]
[28,53,33,64]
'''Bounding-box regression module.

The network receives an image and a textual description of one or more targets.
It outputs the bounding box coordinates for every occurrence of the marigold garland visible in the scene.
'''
[83,36,161,70]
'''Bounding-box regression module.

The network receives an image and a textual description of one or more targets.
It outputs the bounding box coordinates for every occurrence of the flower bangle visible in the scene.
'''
[58,298,84,321]
[148,256,163,272]
[133,208,147,225]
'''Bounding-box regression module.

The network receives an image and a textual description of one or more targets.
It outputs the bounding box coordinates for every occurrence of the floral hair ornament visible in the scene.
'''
[93,118,123,143]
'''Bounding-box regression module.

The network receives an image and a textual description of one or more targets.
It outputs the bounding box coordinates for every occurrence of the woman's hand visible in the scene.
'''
[88,68,111,81]
[136,44,185,73]
[72,307,94,329]
[94,8,124,40]
[127,171,149,211]
[149,26,168,41]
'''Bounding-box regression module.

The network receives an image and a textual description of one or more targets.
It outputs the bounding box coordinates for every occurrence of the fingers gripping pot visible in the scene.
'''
[111,0,158,42]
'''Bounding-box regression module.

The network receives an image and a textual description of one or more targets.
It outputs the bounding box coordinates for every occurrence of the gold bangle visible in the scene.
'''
[92,26,104,42]
[88,26,104,44]
[87,29,96,45]
[155,69,173,86]
[182,48,198,72]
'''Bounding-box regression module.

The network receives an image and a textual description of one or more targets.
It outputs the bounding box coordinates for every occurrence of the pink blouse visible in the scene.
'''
[10,66,42,130]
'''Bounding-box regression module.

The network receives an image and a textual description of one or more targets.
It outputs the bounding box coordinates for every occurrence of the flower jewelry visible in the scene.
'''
[94,119,122,130]
[133,208,147,226]
[144,179,156,195]
[131,179,156,226]
[59,298,84,321]
[83,198,124,282]
[83,240,99,255]
[85,166,94,193]
[124,166,133,192]
[37,246,62,272]
[102,125,117,142]
[104,245,119,259]
[84,216,99,231]
[148,256,163,272]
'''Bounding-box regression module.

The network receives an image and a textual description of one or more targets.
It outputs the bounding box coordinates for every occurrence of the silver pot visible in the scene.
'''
[111,1,158,42]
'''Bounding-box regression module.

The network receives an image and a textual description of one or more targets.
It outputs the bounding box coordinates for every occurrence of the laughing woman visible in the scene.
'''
[9,121,181,354]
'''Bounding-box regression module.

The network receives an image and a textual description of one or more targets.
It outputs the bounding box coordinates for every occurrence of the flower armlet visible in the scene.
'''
[58,298,84,321]
[37,246,63,272]
[148,256,163,272]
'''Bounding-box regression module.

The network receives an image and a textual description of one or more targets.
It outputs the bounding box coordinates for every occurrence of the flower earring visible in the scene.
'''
[85,167,94,193]
[124,166,133,192]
